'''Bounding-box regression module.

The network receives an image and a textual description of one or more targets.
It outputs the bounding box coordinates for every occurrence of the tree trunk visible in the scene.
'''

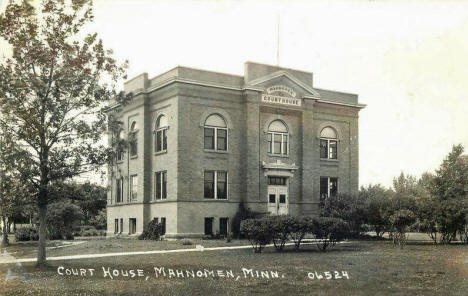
[36,204,48,267]
[1,216,9,246]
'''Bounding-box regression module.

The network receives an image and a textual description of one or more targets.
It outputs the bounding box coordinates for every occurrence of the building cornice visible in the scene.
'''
[313,99,366,109]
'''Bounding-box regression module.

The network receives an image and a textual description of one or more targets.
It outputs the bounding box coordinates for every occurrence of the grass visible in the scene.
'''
[1,238,467,295]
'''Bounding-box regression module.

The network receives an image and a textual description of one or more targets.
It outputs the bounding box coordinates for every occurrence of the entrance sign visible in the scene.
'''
[262,85,302,107]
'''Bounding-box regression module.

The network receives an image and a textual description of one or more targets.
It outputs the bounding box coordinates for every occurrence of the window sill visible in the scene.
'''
[203,198,229,201]
[267,153,289,158]
[130,155,138,159]
[204,149,228,154]
[320,158,339,162]
[116,160,124,164]
[151,199,168,203]
[154,150,167,156]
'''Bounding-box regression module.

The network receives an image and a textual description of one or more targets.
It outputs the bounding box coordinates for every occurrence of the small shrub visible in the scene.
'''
[311,217,349,251]
[232,202,264,238]
[139,218,163,240]
[389,209,416,249]
[265,215,294,251]
[181,239,193,245]
[290,216,313,250]
[15,227,39,241]
[15,228,32,241]
[240,218,272,253]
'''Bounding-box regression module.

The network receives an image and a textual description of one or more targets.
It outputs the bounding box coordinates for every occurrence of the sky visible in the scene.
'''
[1,0,468,188]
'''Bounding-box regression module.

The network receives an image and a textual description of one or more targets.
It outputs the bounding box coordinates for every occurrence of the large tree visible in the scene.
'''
[0,0,129,266]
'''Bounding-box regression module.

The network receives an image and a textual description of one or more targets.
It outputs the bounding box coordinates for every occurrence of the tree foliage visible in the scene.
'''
[320,193,368,236]
[361,184,392,237]
[0,0,129,266]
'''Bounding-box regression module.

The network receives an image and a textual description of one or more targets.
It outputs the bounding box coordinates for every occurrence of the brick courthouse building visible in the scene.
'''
[106,62,365,237]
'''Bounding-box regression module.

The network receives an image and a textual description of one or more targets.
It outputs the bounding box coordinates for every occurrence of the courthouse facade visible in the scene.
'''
[106,62,365,237]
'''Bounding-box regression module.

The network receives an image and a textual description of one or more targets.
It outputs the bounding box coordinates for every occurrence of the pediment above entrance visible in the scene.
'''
[262,159,299,177]
[246,70,321,99]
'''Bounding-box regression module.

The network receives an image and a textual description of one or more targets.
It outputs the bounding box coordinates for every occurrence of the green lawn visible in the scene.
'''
[1,239,467,295]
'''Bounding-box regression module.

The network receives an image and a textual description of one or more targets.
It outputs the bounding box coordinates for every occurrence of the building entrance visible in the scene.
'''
[267,177,289,215]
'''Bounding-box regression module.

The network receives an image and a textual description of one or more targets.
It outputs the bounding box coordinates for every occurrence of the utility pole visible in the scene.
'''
[276,14,280,67]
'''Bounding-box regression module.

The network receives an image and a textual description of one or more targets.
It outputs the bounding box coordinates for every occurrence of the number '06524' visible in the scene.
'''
[307,271,349,280]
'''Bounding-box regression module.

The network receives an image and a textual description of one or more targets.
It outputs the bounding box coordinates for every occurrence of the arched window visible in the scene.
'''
[155,115,168,152]
[129,121,138,157]
[320,126,337,159]
[267,120,288,155]
[204,114,227,151]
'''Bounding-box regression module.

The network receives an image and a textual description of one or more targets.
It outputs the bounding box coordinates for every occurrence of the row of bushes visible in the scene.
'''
[15,227,39,241]
[15,226,106,241]
[240,215,348,253]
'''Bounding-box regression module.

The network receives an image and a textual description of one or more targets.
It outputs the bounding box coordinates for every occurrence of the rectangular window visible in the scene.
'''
[320,177,338,199]
[219,218,228,236]
[117,149,124,161]
[156,129,168,152]
[268,177,287,186]
[130,175,138,201]
[216,129,227,150]
[155,171,167,200]
[204,171,215,199]
[321,139,338,160]
[279,194,286,204]
[114,219,119,234]
[268,132,288,155]
[119,218,123,234]
[129,218,136,234]
[116,178,123,203]
[204,128,215,149]
[204,170,228,199]
[204,217,213,235]
[161,217,166,235]
[153,217,159,224]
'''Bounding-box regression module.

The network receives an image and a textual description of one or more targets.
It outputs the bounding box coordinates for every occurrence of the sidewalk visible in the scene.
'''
[0,241,339,264]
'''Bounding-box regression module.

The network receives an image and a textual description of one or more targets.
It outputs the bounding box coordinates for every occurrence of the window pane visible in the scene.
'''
[267,133,272,153]
[282,135,288,155]
[279,194,286,203]
[116,180,119,202]
[219,218,228,236]
[161,217,166,235]
[204,128,214,149]
[274,142,281,154]
[330,178,338,197]
[320,139,328,158]
[156,172,161,199]
[162,172,167,199]
[217,171,227,199]
[274,134,282,154]
[204,171,214,198]
[131,175,138,200]
[217,129,227,150]
[329,140,337,159]
[163,129,167,150]
[269,194,276,203]
[156,130,162,152]
[320,177,328,199]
